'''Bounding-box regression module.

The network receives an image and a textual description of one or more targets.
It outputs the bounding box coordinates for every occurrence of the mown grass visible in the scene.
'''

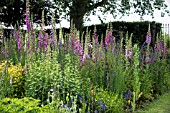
[135,91,170,113]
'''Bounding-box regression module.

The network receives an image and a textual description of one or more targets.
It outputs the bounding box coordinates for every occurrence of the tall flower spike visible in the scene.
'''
[38,30,43,47]
[50,29,54,44]
[145,24,151,44]
[15,31,22,50]
[44,33,48,53]
[26,1,30,32]
[92,26,98,60]
[59,24,64,47]
[158,39,163,51]
[84,28,90,56]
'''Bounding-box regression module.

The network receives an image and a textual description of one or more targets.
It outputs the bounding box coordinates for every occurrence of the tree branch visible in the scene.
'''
[88,0,108,11]
[64,1,71,9]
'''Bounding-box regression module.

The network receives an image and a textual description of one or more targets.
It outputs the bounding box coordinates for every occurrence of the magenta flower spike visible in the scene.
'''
[73,38,84,56]
[80,54,86,66]
[15,31,22,50]
[38,31,43,47]
[158,39,163,51]
[145,32,151,44]
[26,7,31,32]
[44,33,48,53]
[105,32,111,47]
[50,30,54,44]
[104,32,115,51]
[17,38,21,50]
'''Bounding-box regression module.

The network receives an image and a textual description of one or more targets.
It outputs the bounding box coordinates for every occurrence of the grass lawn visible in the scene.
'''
[135,91,170,113]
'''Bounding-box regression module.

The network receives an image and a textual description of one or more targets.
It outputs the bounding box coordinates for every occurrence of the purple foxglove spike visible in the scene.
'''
[38,31,43,47]
[145,32,151,44]
[26,8,31,32]
[73,39,84,56]
[16,32,21,50]
[50,31,54,44]
[44,33,48,49]
[158,40,163,51]
[17,39,21,50]
[80,54,86,65]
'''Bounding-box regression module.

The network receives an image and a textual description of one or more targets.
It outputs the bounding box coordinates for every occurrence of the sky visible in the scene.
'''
[59,0,170,28]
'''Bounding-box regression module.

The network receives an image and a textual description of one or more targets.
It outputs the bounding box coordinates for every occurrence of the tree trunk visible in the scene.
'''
[69,0,108,35]
[70,12,84,34]
[70,0,87,35]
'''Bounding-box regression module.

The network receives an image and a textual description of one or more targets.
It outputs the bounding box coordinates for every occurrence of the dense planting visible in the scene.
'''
[0,4,170,113]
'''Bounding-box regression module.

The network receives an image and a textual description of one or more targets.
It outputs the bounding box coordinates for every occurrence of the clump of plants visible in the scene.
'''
[0,60,24,98]
[0,1,170,112]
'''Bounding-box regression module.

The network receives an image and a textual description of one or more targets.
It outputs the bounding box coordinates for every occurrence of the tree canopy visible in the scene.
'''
[54,0,169,32]
[0,0,59,28]
[0,0,25,27]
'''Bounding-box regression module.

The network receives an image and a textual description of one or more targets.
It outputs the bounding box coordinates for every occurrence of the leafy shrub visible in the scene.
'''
[61,53,88,97]
[0,60,24,98]
[0,97,56,113]
[94,87,123,113]
[24,53,61,104]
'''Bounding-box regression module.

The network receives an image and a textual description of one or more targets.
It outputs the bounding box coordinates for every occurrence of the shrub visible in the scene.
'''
[0,97,56,113]
[24,53,61,104]
[0,60,24,98]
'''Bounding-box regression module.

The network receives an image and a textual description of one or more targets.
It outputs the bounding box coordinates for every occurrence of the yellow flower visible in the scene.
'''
[0,60,23,83]
[128,99,131,105]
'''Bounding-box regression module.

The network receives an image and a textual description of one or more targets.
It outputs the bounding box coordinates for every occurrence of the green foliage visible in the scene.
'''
[150,59,170,95]
[59,53,84,99]
[0,60,11,99]
[132,44,141,112]
[1,18,170,113]
[24,52,61,104]
[95,87,123,113]
[0,97,56,113]
[0,60,24,98]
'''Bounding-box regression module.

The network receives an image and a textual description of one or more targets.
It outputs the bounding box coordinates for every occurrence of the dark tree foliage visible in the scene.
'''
[54,0,169,32]
[0,0,59,27]
[29,0,59,26]
[0,0,25,27]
